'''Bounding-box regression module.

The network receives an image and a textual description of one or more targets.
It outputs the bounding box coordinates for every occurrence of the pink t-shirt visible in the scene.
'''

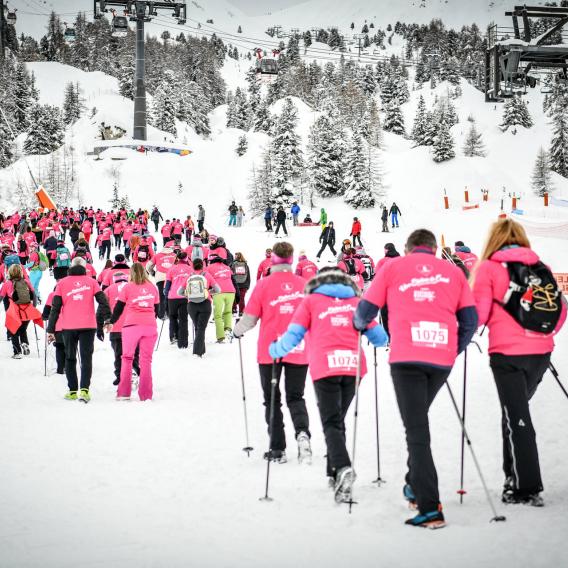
[54,275,101,330]
[166,263,194,299]
[117,281,159,327]
[291,294,368,380]
[245,271,307,365]
[364,251,475,367]
[296,258,318,280]
[208,262,235,294]
[154,251,177,275]
[105,281,128,333]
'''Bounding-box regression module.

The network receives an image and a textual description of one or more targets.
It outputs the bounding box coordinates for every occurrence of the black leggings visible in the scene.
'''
[62,329,96,391]
[168,298,189,348]
[188,301,211,356]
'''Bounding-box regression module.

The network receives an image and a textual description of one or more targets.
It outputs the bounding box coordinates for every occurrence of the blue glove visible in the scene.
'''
[269,340,287,360]
[364,325,389,348]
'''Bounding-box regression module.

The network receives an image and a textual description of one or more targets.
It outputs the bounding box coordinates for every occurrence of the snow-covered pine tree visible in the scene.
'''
[178,182,184,194]
[12,62,33,133]
[63,82,81,125]
[253,98,274,134]
[151,79,177,136]
[232,87,251,130]
[178,82,211,137]
[531,148,554,196]
[361,65,377,96]
[0,120,14,168]
[501,95,533,131]
[226,91,237,128]
[362,98,382,148]
[248,151,274,216]
[411,95,427,145]
[110,182,120,208]
[271,98,303,202]
[432,119,455,162]
[236,135,248,156]
[344,133,374,208]
[549,106,568,178]
[463,121,486,157]
[383,99,405,135]
[24,105,65,155]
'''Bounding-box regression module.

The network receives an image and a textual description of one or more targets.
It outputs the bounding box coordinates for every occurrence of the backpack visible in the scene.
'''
[55,247,71,268]
[359,256,374,281]
[185,274,208,303]
[13,278,31,305]
[4,254,20,269]
[232,261,248,285]
[191,245,204,262]
[137,244,149,261]
[344,258,357,276]
[37,251,49,271]
[500,261,562,334]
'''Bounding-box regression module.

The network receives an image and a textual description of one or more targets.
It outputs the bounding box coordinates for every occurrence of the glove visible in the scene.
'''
[96,329,105,342]
[268,340,287,360]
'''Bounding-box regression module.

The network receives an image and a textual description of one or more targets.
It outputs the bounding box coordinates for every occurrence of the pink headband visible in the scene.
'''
[271,253,293,265]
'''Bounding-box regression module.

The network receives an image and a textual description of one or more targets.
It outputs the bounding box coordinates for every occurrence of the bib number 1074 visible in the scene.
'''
[411,321,448,348]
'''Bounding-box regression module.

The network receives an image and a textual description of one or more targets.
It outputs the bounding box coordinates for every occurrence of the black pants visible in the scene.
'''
[391,363,450,514]
[352,234,362,246]
[110,332,140,381]
[11,321,30,355]
[114,234,122,248]
[264,219,273,231]
[490,353,550,495]
[153,221,159,232]
[124,241,130,259]
[197,220,204,233]
[54,331,65,374]
[188,301,211,356]
[313,375,355,477]
[62,329,96,391]
[168,298,189,348]
[185,229,192,243]
[156,281,167,320]
[100,240,111,260]
[259,363,310,452]
[275,220,288,236]
[316,241,337,258]
[381,219,389,232]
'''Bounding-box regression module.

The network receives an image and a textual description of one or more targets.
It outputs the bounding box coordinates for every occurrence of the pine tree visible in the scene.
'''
[253,98,274,134]
[24,105,65,155]
[63,82,81,125]
[248,151,274,216]
[109,182,120,208]
[432,119,455,163]
[0,120,14,168]
[151,79,177,136]
[362,99,381,148]
[463,122,486,157]
[383,99,405,135]
[344,134,374,208]
[236,135,248,156]
[411,95,427,145]
[531,148,554,196]
[549,106,568,178]
[228,87,250,130]
[501,95,533,131]
[12,62,33,133]
[178,181,184,194]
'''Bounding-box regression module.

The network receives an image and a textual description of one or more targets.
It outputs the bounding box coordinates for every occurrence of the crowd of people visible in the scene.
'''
[0,203,566,529]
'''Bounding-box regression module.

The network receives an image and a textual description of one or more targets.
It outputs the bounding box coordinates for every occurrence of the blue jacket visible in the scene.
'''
[264,208,273,220]
[291,204,300,215]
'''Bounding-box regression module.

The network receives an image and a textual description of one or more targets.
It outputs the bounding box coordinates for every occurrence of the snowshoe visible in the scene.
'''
[64,390,78,401]
[405,507,446,529]
[225,329,234,343]
[263,450,287,464]
[170,338,177,345]
[296,431,312,465]
[21,343,30,356]
[403,483,418,510]
[334,466,356,504]
[78,388,91,403]
[502,488,544,507]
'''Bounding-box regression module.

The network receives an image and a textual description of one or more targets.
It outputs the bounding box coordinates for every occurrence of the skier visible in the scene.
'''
[234,242,313,464]
[472,219,566,506]
[231,252,251,315]
[381,206,389,233]
[107,263,160,401]
[274,206,288,237]
[454,241,479,272]
[197,205,205,233]
[316,222,337,261]
[151,207,163,232]
[164,252,193,349]
[354,229,478,528]
[47,257,111,402]
[228,202,238,226]
[295,250,318,280]
[389,202,402,228]
[264,205,273,232]
[318,208,327,230]
[269,267,387,498]
[185,258,220,358]
[256,248,273,280]
[350,217,362,247]
[291,201,300,226]
[208,253,240,343]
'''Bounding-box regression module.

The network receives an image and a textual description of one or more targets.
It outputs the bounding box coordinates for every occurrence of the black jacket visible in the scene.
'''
[276,210,286,223]
[319,226,335,245]
[389,204,401,215]
[44,236,58,253]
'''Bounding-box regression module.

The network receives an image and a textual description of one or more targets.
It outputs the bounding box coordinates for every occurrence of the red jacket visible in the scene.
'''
[351,221,362,236]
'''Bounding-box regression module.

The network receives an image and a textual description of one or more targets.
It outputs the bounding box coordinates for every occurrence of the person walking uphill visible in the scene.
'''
[208,253,240,343]
[164,252,193,349]
[270,267,388,501]
[107,263,160,401]
[47,257,112,402]
[354,229,478,528]
[472,219,566,507]
[316,221,336,261]
[234,242,313,464]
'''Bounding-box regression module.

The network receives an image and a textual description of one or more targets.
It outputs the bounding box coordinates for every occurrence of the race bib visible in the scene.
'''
[411,321,448,348]
[327,350,359,370]
[235,266,246,275]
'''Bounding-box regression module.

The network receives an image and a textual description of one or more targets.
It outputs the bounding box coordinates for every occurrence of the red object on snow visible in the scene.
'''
[5,301,43,335]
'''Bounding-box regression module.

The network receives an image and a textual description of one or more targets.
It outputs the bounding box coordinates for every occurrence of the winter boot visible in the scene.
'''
[263,450,287,464]
[11,353,22,360]
[297,431,312,465]
[21,343,30,356]
[405,506,446,529]
[403,483,418,510]
[334,466,356,504]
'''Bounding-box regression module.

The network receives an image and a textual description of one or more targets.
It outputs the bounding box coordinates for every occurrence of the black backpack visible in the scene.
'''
[344,258,357,276]
[500,261,562,334]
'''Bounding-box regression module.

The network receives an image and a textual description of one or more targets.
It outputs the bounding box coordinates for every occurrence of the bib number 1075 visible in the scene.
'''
[411,321,448,348]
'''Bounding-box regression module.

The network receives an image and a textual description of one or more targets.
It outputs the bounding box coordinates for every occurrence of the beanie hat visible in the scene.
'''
[114,253,126,263]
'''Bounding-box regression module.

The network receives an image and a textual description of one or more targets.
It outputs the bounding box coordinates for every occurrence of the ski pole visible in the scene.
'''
[260,360,279,502]
[33,324,40,358]
[43,328,48,377]
[457,348,468,503]
[348,332,363,513]
[372,348,385,486]
[445,381,506,523]
[238,338,253,456]
[155,318,165,352]
[549,363,568,400]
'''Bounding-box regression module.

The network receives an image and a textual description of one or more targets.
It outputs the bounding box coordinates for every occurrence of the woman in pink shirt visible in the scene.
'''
[108,263,160,401]
[473,219,566,507]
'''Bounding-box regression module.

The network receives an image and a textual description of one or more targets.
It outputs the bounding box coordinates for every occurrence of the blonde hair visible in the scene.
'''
[130,262,150,285]
[8,264,23,280]
[480,219,531,262]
